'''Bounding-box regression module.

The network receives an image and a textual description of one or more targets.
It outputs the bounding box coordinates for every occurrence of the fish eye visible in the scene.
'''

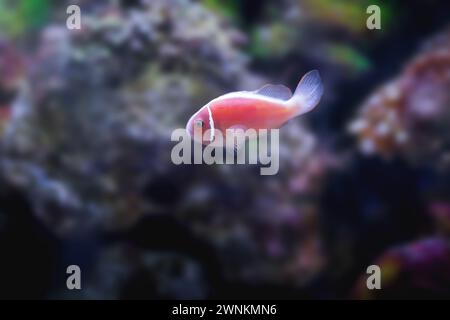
[195,119,204,128]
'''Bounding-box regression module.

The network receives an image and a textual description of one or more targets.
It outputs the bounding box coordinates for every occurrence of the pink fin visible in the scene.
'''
[254,84,292,101]
[293,70,323,114]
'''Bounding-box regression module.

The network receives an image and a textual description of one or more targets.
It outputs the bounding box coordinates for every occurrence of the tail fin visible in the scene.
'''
[291,70,323,115]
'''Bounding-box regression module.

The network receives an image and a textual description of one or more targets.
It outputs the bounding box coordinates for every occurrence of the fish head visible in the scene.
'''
[186,106,214,144]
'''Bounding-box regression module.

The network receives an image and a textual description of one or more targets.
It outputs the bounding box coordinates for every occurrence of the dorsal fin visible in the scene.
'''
[254,84,292,101]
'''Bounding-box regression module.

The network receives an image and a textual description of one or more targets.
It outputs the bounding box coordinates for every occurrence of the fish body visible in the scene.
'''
[186,70,323,145]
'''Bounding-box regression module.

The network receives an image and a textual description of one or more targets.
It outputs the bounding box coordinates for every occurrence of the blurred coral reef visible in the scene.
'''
[0,0,450,299]
[350,28,450,168]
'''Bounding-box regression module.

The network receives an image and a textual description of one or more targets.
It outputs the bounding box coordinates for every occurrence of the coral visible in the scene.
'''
[0,38,24,135]
[0,0,257,234]
[0,0,335,288]
[352,237,450,299]
[349,28,450,169]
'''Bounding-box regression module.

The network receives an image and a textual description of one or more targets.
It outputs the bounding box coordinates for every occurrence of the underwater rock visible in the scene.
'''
[0,38,25,136]
[0,0,257,235]
[349,27,450,169]
[50,244,208,299]
[352,236,450,299]
[0,0,338,289]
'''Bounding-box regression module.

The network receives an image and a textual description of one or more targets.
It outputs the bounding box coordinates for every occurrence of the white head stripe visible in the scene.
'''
[206,104,215,141]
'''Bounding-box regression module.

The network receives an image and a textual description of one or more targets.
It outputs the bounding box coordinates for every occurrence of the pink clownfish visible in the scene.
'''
[186,70,323,145]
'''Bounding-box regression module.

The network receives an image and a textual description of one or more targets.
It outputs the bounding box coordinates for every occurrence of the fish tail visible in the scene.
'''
[291,70,323,116]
